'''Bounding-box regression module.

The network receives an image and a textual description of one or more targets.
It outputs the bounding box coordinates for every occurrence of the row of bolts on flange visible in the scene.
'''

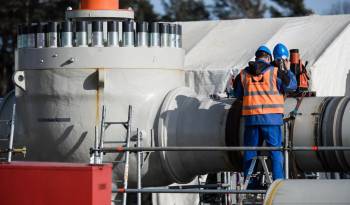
[17,21,182,49]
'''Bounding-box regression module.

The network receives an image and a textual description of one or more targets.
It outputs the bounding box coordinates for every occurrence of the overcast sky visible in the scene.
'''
[150,0,350,16]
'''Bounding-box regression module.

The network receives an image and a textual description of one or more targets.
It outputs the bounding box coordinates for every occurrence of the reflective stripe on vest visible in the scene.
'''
[240,67,284,116]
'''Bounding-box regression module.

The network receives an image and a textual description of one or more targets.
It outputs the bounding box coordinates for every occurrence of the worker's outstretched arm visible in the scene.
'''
[277,70,297,93]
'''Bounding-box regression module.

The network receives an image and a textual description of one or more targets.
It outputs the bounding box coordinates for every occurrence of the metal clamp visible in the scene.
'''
[13,71,26,91]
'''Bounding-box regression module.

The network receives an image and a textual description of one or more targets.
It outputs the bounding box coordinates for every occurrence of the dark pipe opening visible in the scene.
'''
[225,99,243,171]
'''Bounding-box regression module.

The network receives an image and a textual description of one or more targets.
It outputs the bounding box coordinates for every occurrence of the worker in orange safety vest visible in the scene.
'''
[233,44,297,186]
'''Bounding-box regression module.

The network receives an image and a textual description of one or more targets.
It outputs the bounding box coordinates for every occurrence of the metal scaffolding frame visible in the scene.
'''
[90,105,133,205]
[90,120,350,205]
[100,146,350,204]
[0,104,26,162]
[89,105,350,205]
[111,145,350,204]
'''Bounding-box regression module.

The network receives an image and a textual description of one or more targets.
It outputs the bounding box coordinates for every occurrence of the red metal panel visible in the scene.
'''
[0,162,112,205]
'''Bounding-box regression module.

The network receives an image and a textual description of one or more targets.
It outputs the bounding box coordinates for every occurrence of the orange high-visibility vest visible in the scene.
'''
[240,67,284,116]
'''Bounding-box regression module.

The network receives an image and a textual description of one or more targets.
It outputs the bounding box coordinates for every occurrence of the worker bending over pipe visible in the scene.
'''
[233,43,297,186]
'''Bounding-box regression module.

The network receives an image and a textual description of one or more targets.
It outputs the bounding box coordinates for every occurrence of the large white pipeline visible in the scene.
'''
[264,180,350,204]
[157,90,350,184]
[9,43,350,186]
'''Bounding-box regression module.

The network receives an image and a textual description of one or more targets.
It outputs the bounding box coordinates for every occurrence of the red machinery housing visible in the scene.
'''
[290,49,310,91]
[0,162,112,205]
[80,0,119,10]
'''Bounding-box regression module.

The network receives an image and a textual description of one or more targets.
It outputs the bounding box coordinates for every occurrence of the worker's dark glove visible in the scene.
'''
[278,69,291,86]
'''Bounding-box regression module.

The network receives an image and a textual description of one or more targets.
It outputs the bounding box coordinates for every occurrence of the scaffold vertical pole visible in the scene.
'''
[284,122,290,179]
[7,104,16,163]
[93,126,99,164]
[123,105,133,205]
[137,129,142,205]
[99,106,107,163]
[224,172,230,205]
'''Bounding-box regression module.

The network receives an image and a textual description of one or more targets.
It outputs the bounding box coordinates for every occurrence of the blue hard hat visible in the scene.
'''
[273,43,289,60]
[255,45,272,57]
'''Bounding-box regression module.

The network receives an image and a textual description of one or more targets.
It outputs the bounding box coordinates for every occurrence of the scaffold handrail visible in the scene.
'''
[92,146,350,153]
[112,188,267,194]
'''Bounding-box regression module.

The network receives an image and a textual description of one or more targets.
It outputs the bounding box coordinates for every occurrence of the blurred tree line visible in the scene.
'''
[0,0,319,96]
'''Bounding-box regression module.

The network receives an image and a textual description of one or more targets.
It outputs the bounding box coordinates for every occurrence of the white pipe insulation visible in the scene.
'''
[264,180,350,204]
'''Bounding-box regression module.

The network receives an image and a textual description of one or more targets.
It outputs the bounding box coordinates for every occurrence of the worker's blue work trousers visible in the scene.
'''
[243,125,284,180]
